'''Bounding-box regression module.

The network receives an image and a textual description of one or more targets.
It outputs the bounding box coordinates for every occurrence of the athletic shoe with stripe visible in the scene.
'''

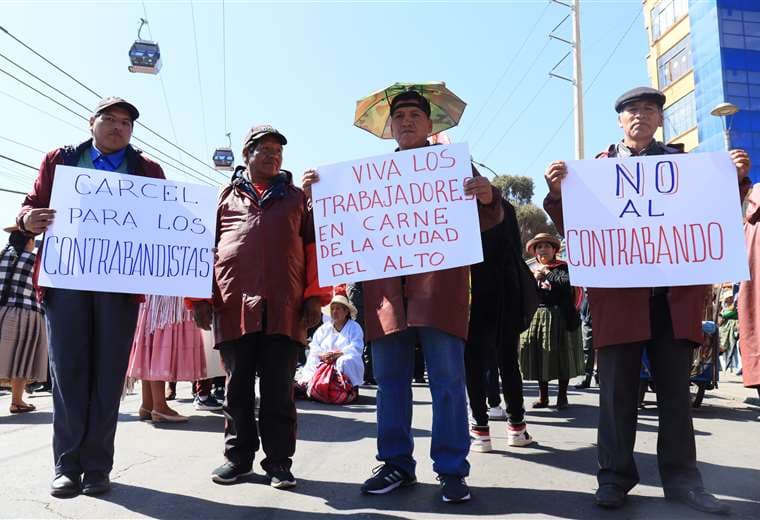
[438,474,471,503]
[508,422,535,447]
[361,464,417,495]
[470,425,493,452]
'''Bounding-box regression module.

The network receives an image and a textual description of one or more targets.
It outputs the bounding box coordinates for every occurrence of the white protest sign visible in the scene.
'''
[561,152,749,288]
[38,165,217,297]
[312,142,483,286]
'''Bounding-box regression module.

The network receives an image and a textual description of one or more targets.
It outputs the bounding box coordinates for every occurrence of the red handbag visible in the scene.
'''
[307,360,358,404]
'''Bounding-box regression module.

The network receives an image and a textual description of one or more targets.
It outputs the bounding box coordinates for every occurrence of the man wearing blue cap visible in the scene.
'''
[542,86,751,514]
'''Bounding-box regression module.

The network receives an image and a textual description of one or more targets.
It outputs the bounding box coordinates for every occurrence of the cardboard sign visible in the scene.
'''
[312,143,483,285]
[561,152,749,288]
[38,165,217,297]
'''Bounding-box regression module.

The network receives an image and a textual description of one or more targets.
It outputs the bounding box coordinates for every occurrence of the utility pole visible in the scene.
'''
[549,0,585,159]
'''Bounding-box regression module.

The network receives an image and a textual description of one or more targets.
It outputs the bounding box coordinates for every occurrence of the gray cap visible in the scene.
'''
[615,87,666,113]
[95,96,140,120]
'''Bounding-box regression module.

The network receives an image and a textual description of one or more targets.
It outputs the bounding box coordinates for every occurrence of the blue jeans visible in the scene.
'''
[371,327,470,477]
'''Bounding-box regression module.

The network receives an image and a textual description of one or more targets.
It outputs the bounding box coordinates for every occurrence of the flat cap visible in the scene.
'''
[615,86,666,113]
[95,96,140,120]
[242,124,287,150]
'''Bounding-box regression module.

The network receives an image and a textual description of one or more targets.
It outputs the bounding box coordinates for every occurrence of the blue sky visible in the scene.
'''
[0,0,650,230]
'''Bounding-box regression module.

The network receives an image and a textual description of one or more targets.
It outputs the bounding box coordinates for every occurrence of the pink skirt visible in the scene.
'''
[127,318,206,382]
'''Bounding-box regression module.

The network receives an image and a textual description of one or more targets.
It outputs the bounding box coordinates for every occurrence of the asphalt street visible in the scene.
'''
[1,375,758,519]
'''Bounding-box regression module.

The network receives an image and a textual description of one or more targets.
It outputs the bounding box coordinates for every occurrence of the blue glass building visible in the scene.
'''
[646,0,759,182]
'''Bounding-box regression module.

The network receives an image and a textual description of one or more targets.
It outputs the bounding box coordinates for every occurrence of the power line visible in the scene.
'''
[0,153,36,170]
[0,64,218,185]
[0,135,46,154]
[0,24,220,177]
[222,0,229,135]
[0,88,88,134]
[0,186,26,196]
[470,37,553,153]
[461,0,552,140]
[518,9,643,177]
[190,0,211,159]
[141,1,184,165]
[481,76,552,162]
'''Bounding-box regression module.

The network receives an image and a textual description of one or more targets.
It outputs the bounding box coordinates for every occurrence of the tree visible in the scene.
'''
[491,174,558,256]
[492,175,534,205]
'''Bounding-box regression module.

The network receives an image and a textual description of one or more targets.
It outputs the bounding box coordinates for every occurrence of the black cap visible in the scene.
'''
[615,87,666,113]
[95,96,140,120]
[242,124,287,151]
[390,90,431,117]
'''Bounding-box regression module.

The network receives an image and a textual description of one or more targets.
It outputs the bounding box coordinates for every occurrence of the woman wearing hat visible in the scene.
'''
[519,233,583,409]
[0,226,48,413]
[296,291,364,403]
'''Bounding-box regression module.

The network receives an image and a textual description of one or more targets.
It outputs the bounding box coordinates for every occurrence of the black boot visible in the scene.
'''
[556,379,569,409]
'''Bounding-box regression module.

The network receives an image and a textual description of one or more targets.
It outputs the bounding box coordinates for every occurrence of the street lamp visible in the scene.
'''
[710,102,739,151]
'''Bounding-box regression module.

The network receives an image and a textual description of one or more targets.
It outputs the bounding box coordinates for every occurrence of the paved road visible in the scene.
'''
[1,376,758,519]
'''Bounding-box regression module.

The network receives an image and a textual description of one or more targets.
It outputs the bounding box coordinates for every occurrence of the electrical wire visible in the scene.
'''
[190,0,211,159]
[517,9,643,177]
[461,0,552,140]
[222,0,228,135]
[481,76,552,162]
[0,24,220,176]
[0,135,46,154]
[470,37,553,153]
[0,64,217,185]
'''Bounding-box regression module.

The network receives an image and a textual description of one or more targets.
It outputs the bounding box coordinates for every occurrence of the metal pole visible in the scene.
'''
[723,127,732,151]
[572,0,585,159]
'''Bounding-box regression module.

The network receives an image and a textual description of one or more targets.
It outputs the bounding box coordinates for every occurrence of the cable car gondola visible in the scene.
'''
[213,133,234,171]
[128,18,162,74]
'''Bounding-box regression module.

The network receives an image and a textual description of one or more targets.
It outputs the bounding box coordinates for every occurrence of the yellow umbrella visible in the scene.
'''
[354,81,467,140]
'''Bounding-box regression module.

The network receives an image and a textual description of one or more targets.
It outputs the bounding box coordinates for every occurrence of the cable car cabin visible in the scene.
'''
[213,147,234,170]
[128,40,162,74]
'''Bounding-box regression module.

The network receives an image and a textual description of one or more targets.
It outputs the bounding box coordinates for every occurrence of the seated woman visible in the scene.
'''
[296,293,364,403]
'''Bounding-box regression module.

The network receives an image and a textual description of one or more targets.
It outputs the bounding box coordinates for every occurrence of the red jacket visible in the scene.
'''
[209,170,329,346]
[17,139,166,301]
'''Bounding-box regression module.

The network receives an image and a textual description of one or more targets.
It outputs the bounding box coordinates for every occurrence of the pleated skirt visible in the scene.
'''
[519,306,583,382]
[0,306,48,381]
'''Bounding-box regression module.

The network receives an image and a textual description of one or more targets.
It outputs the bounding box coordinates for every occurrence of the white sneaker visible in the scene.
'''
[487,406,507,421]
[470,426,492,452]
[507,423,535,447]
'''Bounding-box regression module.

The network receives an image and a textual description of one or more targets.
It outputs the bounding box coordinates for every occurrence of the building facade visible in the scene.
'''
[643,0,760,182]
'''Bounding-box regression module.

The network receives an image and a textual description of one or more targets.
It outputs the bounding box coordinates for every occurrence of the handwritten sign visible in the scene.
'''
[312,143,483,285]
[38,165,217,297]
[561,152,749,288]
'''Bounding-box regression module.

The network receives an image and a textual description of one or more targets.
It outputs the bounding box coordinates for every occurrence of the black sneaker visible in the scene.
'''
[438,474,471,503]
[361,464,417,495]
[266,465,296,489]
[213,386,225,401]
[211,462,254,484]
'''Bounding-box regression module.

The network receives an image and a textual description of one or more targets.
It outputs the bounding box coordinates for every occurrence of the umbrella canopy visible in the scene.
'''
[354,82,466,140]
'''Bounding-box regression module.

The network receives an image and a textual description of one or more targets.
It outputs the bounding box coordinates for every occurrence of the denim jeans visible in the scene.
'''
[371,327,470,477]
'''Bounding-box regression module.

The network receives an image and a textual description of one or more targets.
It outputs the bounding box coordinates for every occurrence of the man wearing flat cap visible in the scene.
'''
[16,97,165,497]
[303,89,503,503]
[190,125,329,489]
[542,86,752,514]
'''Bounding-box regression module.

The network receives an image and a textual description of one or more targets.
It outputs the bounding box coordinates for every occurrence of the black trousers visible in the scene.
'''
[596,296,702,492]
[465,322,525,426]
[581,317,596,378]
[218,333,299,472]
[486,348,502,408]
[45,288,139,476]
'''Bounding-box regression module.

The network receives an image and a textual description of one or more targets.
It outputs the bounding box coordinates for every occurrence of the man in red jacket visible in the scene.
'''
[17,97,165,498]
[192,125,328,490]
[543,86,751,515]
[303,90,503,503]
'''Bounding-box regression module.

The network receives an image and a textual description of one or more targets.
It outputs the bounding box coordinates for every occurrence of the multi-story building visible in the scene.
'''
[643,0,760,182]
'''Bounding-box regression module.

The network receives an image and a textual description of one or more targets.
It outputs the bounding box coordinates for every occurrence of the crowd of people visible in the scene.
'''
[0,84,758,515]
